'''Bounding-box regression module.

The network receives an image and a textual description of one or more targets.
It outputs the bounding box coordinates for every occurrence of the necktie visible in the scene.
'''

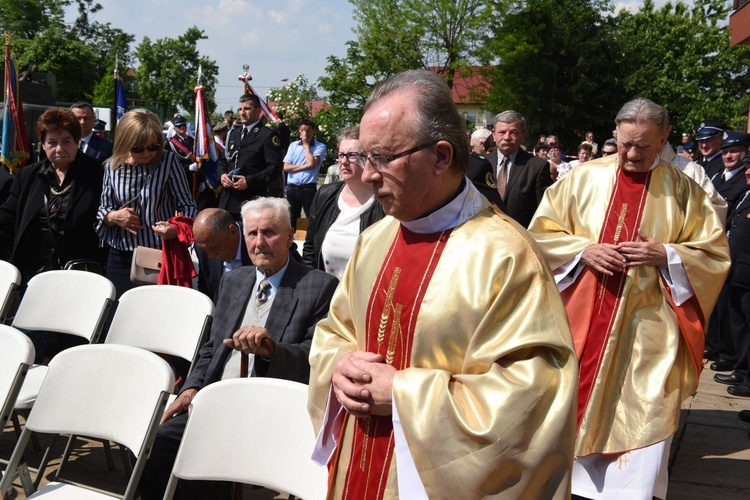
[256,279,271,306]
[240,127,247,141]
[497,156,509,199]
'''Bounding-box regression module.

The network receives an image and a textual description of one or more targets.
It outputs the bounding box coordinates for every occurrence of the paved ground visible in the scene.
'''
[2,358,750,499]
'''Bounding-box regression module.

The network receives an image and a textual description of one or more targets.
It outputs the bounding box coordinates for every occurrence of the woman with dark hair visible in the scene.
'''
[96,109,197,297]
[0,108,106,362]
[0,107,105,284]
[302,125,384,278]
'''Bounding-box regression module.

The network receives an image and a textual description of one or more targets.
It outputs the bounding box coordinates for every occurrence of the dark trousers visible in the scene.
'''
[138,412,232,500]
[709,285,735,363]
[286,183,317,229]
[105,247,138,300]
[729,285,750,382]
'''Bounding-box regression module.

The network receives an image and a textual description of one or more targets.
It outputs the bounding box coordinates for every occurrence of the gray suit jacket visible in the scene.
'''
[183,258,338,388]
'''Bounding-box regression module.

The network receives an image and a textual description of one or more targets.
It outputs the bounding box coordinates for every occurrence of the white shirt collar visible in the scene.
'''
[400,179,483,234]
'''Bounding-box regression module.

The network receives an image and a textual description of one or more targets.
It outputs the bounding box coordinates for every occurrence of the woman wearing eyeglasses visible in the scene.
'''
[0,108,105,285]
[302,125,384,278]
[96,109,197,297]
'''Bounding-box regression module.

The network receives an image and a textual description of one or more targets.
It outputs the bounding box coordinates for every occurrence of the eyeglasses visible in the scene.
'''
[601,150,617,156]
[357,142,437,170]
[336,152,361,163]
[130,144,161,153]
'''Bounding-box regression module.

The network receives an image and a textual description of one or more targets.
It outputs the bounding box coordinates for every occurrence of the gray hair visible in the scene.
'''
[337,124,360,144]
[364,69,469,175]
[240,197,292,231]
[470,128,492,147]
[494,110,527,131]
[615,98,670,134]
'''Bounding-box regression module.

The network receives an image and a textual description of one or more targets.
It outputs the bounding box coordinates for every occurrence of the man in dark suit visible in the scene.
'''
[139,197,338,500]
[217,94,283,220]
[695,120,725,178]
[70,102,113,165]
[193,208,252,302]
[710,134,750,374]
[468,110,552,228]
[715,160,750,398]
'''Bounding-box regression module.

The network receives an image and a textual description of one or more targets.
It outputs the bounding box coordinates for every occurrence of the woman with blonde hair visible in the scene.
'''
[96,109,196,297]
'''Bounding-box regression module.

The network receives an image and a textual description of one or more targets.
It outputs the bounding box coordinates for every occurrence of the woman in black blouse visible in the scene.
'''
[0,108,104,285]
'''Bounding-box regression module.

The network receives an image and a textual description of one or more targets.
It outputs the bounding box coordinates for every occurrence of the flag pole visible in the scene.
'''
[112,56,118,137]
[191,65,203,199]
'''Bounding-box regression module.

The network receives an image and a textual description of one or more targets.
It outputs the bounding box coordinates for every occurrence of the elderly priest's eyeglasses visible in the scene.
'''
[356,142,437,171]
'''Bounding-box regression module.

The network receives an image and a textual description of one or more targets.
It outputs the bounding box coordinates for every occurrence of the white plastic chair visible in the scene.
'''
[11,270,116,411]
[0,326,34,434]
[0,260,21,323]
[163,378,327,500]
[0,344,175,499]
[105,285,214,375]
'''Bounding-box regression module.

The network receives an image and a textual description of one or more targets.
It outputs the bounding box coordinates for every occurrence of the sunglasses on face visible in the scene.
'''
[130,144,161,153]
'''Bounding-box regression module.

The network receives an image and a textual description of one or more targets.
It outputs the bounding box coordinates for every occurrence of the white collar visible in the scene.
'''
[400,180,483,234]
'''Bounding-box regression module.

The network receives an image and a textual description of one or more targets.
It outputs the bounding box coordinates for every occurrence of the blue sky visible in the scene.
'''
[76,1,679,113]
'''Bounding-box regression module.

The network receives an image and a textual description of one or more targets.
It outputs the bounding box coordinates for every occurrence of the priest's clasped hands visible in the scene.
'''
[582,231,668,276]
[332,351,396,418]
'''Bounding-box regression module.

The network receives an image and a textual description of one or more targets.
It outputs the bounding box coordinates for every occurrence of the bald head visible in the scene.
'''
[194,208,240,262]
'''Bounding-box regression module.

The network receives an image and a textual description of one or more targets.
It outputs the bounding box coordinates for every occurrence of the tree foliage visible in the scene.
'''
[614,0,750,135]
[134,27,218,116]
[483,0,623,149]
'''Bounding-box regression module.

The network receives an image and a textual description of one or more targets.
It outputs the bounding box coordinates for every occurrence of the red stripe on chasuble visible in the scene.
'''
[576,169,651,429]
[340,227,452,500]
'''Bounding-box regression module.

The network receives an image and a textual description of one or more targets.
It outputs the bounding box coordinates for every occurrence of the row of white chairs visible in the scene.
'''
[0,262,327,499]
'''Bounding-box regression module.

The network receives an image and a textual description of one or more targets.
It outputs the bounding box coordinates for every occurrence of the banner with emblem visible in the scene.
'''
[115,76,127,123]
[1,34,30,174]
[194,84,221,193]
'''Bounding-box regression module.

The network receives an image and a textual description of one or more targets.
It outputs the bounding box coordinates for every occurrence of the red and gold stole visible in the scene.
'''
[575,168,651,428]
[340,226,452,499]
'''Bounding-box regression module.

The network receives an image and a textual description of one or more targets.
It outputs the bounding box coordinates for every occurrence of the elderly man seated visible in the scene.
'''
[138,197,339,500]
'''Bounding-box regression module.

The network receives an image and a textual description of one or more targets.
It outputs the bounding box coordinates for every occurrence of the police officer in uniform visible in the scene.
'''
[707,132,750,369]
[217,94,282,220]
[716,155,750,399]
[164,115,196,178]
[695,121,726,179]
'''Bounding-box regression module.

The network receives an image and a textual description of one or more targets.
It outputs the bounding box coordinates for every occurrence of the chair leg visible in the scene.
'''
[33,434,61,489]
[55,434,77,479]
[119,444,133,475]
[234,482,243,500]
[18,462,35,495]
[103,440,116,471]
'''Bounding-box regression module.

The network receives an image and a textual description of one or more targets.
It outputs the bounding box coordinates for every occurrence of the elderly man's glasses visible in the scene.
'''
[130,144,161,153]
[357,142,437,170]
[336,152,361,163]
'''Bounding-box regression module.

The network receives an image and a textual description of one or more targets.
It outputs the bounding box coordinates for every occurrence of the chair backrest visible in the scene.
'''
[12,270,115,341]
[0,260,21,322]
[167,378,327,500]
[0,325,34,428]
[26,344,174,454]
[105,285,213,367]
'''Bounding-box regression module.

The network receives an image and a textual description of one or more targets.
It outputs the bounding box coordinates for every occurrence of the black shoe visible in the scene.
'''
[704,349,719,361]
[739,410,750,423]
[710,359,735,371]
[714,372,745,385]
[728,384,750,397]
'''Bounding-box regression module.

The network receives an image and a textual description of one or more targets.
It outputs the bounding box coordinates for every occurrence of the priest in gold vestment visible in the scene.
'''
[308,70,578,499]
[528,98,730,500]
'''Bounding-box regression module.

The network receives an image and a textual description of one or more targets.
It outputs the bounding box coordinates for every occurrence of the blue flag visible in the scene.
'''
[115,77,127,123]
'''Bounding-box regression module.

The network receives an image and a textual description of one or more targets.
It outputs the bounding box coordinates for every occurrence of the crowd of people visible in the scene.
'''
[0,69,748,499]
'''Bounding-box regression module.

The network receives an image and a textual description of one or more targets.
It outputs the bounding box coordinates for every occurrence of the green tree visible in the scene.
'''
[613,0,750,135]
[134,27,218,116]
[483,0,624,149]
[319,0,491,134]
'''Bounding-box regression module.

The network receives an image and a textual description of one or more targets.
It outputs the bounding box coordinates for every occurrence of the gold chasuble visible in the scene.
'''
[528,158,730,456]
[309,187,578,499]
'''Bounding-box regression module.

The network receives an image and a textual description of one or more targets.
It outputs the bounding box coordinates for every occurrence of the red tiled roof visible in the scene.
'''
[429,66,491,105]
